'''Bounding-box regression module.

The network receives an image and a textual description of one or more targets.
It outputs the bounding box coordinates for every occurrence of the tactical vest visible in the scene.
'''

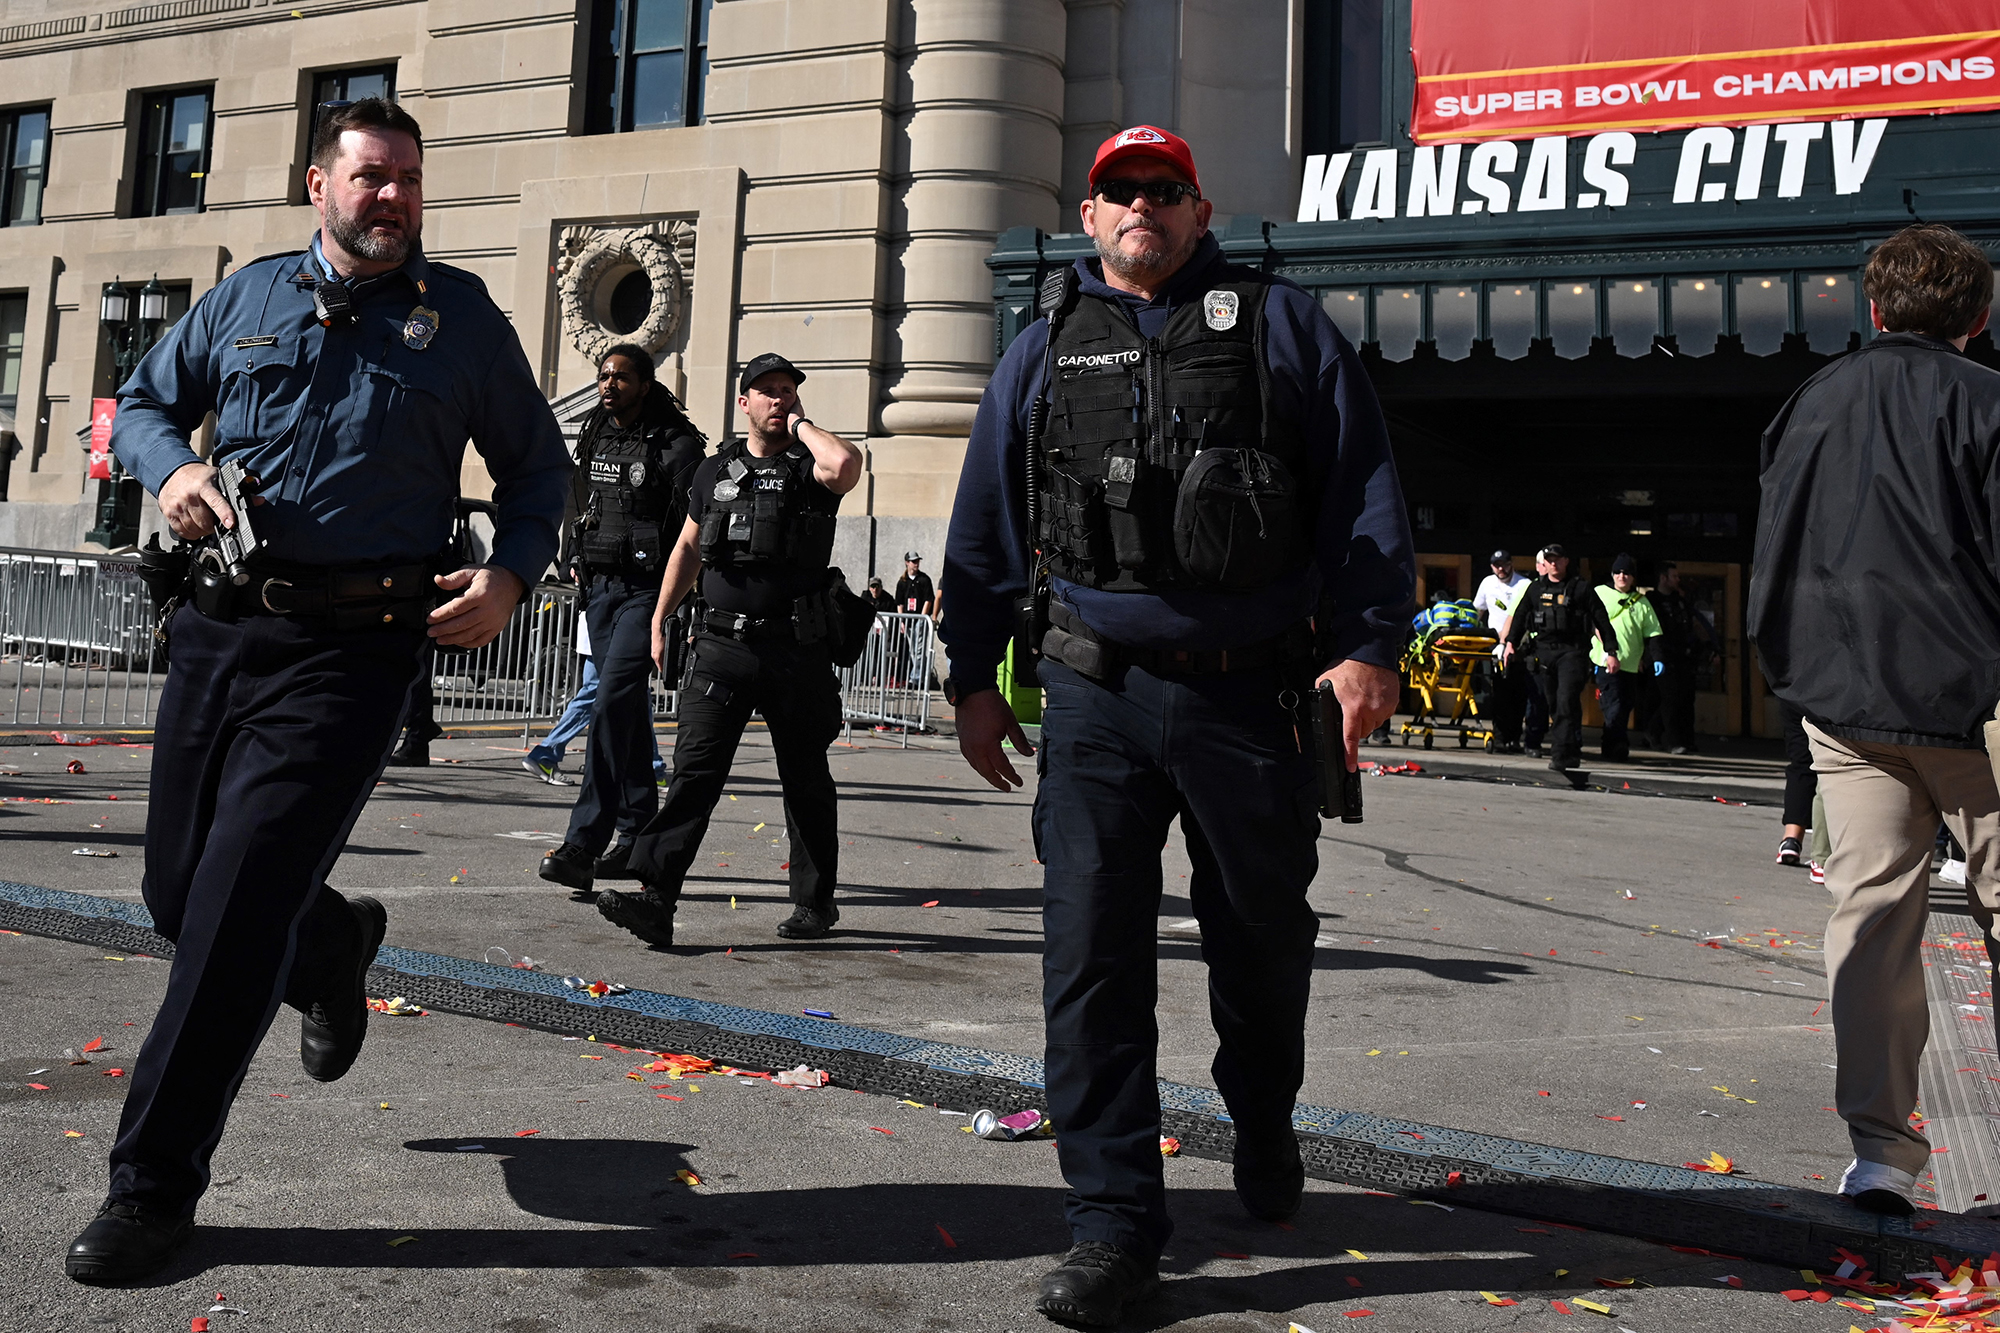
[577,416,682,575]
[697,441,837,572]
[1035,269,1308,593]
[1525,577,1587,642]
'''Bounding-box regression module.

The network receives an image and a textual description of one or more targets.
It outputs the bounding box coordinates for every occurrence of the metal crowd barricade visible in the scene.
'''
[0,546,164,729]
[430,582,588,733]
[838,612,935,744]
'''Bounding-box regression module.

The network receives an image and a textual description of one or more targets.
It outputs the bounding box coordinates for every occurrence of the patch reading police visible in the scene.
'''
[1203,290,1239,332]
[402,304,440,351]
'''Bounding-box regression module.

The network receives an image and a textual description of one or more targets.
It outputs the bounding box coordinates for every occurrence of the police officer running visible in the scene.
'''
[943,126,1413,1328]
[539,343,705,898]
[594,353,864,946]
[71,98,567,1284]
[1501,544,1620,772]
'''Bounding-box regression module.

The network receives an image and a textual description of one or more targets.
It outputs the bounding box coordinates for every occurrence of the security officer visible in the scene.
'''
[942,126,1414,1328]
[594,352,864,946]
[69,99,568,1285]
[1501,544,1619,772]
[1645,561,1707,754]
[1591,553,1663,762]
[538,343,705,897]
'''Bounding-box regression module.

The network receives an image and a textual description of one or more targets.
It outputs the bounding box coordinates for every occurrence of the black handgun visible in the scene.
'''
[1314,681,1364,824]
[212,458,267,585]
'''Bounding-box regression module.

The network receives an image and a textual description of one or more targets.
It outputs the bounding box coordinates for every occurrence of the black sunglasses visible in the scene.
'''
[1094,179,1200,207]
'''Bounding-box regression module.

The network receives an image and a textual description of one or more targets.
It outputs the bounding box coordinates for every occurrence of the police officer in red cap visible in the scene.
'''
[944,124,1415,1326]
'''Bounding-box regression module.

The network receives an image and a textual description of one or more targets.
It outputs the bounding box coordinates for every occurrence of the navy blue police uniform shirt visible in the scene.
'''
[112,236,571,589]
[941,231,1416,695]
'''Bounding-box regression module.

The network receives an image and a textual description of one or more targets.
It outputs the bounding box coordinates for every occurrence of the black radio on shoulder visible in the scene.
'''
[312,277,356,327]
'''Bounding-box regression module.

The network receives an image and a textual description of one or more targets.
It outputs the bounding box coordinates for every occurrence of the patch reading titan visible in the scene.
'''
[231,336,280,349]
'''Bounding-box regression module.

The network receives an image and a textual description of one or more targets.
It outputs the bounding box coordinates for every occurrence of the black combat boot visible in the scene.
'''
[1034,1241,1160,1327]
[299,895,389,1082]
[65,1201,195,1286]
[597,888,675,947]
[539,842,596,897]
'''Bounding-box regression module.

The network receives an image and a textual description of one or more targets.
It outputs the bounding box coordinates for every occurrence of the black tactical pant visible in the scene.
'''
[1531,640,1592,767]
[109,603,426,1213]
[1034,658,1320,1259]
[565,572,663,854]
[1646,655,1697,750]
[628,629,843,912]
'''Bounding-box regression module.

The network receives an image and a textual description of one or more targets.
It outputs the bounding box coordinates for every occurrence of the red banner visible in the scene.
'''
[1412,1,2000,141]
[87,398,115,481]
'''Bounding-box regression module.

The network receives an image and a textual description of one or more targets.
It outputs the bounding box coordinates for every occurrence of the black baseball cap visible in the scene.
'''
[1610,552,1639,575]
[1539,543,1567,561]
[1489,549,1511,565]
[738,352,805,394]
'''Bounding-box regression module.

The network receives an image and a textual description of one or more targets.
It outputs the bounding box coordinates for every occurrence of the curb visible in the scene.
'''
[3,878,1992,1280]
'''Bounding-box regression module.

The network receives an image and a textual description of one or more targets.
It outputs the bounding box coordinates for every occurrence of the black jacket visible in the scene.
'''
[564,382,706,571]
[1749,333,2000,749]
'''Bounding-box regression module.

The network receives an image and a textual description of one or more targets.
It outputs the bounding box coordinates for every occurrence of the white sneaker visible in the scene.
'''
[1840,1158,1917,1215]
[1941,858,1968,885]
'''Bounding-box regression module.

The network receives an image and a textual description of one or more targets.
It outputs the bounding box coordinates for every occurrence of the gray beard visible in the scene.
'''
[1093,222,1194,285]
[325,196,417,266]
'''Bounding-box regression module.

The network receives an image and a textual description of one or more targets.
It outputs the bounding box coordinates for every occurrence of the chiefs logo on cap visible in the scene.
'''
[1115,127,1166,147]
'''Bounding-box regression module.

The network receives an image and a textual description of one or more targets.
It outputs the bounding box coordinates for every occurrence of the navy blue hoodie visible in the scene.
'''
[940,233,1415,694]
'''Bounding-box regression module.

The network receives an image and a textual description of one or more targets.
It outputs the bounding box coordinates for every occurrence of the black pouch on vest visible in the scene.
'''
[191,562,236,618]
[628,521,663,572]
[1101,446,1149,571]
[749,490,785,560]
[580,528,626,569]
[1173,448,1305,590]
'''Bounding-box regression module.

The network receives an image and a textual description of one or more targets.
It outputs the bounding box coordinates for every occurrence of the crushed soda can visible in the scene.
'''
[66,759,86,774]
[1159,1136,1182,1157]
[70,848,118,858]
[972,1108,1049,1140]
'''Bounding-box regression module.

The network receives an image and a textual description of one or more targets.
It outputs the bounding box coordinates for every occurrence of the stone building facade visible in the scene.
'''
[0,0,1296,576]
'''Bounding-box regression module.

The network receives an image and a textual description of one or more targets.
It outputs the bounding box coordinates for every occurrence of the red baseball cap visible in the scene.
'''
[1088,125,1201,194]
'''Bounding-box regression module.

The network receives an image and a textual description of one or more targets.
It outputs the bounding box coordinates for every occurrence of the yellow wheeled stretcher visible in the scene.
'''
[1398,632,1498,750]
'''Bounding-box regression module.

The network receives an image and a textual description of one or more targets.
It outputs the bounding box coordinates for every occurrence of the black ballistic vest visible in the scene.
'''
[1036,268,1308,593]
[697,440,837,573]
[578,416,687,574]
[1524,576,1589,644]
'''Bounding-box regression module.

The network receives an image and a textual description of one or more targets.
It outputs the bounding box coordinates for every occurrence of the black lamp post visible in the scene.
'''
[88,274,166,548]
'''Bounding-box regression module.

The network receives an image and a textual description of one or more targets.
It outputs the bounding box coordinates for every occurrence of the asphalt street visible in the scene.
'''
[0,725,1929,1330]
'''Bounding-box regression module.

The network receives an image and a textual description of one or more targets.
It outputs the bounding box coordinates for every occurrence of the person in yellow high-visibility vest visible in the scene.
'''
[1591,553,1663,763]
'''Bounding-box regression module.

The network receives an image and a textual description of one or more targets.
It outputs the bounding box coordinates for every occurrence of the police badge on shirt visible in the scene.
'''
[403,304,440,350]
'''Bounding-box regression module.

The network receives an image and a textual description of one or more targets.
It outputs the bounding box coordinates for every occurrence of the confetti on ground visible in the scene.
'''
[1685,1151,1738,1174]
[1480,1292,1518,1306]
[1572,1297,1613,1314]
[1345,1248,1369,1261]
[676,1169,701,1186]
[514,1129,540,1138]
[366,996,424,1016]
[870,1126,894,1136]
[1160,1136,1182,1156]
[936,1224,957,1248]
[922,900,940,908]
[387,1235,416,1247]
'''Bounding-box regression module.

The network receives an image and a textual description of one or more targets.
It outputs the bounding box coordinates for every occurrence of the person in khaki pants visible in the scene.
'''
[1750,222,2000,1217]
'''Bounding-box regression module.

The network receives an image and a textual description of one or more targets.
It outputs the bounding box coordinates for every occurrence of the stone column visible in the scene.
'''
[872,0,1066,538]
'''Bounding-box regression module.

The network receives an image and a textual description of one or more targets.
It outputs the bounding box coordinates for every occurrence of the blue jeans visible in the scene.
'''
[530,656,665,776]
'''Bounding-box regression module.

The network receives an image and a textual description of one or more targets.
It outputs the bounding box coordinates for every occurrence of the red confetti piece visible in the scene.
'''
[82,1037,104,1053]
[102,1068,124,1077]
[870,1126,893,1135]
[937,1224,957,1248]
[1809,1290,1831,1302]
[27,1083,49,1090]
[514,1129,541,1137]
[1596,1115,1624,1121]
[1536,1090,1551,1096]
[1346,1276,1363,1288]
[1516,1227,1551,1234]
[657,1093,684,1101]
[1215,1250,1250,1259]
[1342,1312,1374,1319]
[729,1251,758,1259]
[1551,1300,1572,1314]
[922,900,940,908]
[780,861,790,869]
[1445,1171,1464,1188]
[193,1319,210,1332]
[1700,940,1723,949]
[269,1093,290,1099]
[1548,949,1557,956]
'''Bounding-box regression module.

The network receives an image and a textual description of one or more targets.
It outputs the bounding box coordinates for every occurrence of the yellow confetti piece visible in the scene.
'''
[1345,1248,1368,1261]
[728,794,738,801]
[676,1168,701,1186]
[1801,1269,1820,1284]
[104,956,125,961]
[1555,1269,1569,1277]
[1365,1049,1382,1056]
[1572,1297,1612,1314]
[1479,1291,1516,1306]
[64,1130,84,1138]
[387,1235,416,1247]
[1712,1086,1729,1093]
[730,896,738,910]
[379,1103,391,1110]
[1397,1051,1409,1056]
[753,822,765,831]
